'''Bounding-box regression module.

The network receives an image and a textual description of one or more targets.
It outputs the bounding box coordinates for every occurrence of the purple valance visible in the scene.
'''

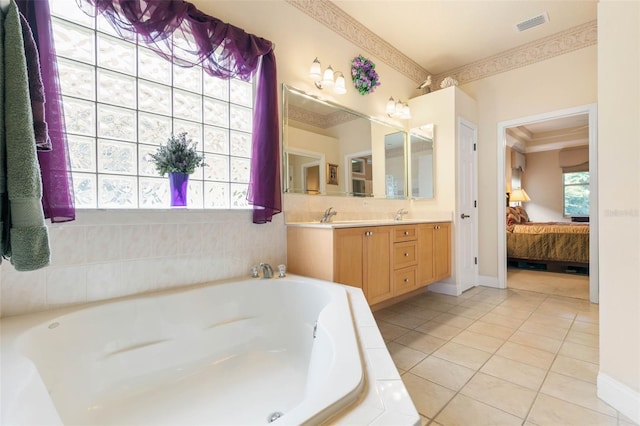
[17,0,76,223]
[80,0,281,223]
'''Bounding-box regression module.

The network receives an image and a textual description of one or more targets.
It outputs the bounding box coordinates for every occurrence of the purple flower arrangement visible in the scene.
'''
[351,55,381,95]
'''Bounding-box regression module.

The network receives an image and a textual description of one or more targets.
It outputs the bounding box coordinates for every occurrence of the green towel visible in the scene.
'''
[1,0,50,271]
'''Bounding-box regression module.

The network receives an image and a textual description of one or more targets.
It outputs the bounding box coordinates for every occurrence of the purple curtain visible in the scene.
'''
[80,0,281,223]
[17,0,75,223]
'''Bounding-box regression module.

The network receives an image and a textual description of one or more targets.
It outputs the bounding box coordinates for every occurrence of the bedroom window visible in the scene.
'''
[563,171,590,216]
[50,3,254,209]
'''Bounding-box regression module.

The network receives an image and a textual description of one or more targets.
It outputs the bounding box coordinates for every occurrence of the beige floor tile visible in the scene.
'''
[508,330,563,354]
[373,308,397,321]
[385,312,431,329]
[495,341,555,370]
[435,393,522,426]
[575,310,599,324]
[533,305,578,321]
[447,305,487,320]
[526,313,574,329]
[467,321,517,339]
[518,320,569,340]
[395,330,447,355]
[565,329,599,348]
[401,372,456,419]
[431,312,476,329]
[478,312,524,328]
[377,321,411,341]
[398,305,442,321]
[419,415,429,426]
[432,341,492,370]
[415,320,463,340]
[558,341,599,364]
[397,367,406,375]
[410,298,458,313]
[451,330,505,353]
[480,355,547,391]
[459,299,497,312]
[550,355,598,384]
[386,341,428,371]
[460,372,537,418]
[491,305,533,320]
[410,355,476,391]
[570,320,599,335]
[540,371,618,417]
[527,393,617,426]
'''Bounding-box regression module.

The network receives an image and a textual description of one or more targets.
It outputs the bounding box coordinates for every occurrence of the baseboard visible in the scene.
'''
[597,372,640,424]
[427,281,459,296]
[477,275,500,288]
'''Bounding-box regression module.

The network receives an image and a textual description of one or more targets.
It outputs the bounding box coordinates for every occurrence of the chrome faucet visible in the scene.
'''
[394,208,409,221]
[260,263,273,279]
[320,207,337,223]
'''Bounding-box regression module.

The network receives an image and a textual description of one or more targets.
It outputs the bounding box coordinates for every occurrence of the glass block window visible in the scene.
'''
[50,1,254,209]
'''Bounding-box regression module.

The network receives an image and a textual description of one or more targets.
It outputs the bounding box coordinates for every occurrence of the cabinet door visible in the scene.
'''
[434,223,452,281]
[334,227,365,289]
[417,224,435,285]
[364,226,393,305]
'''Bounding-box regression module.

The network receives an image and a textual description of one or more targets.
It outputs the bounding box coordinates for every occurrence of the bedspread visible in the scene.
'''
[507,222,589,264]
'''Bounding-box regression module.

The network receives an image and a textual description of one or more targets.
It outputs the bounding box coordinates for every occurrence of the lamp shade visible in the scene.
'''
[321,65,335,87]
[510,188,531,202]
[334,72,346,94]
[309,57,322,80]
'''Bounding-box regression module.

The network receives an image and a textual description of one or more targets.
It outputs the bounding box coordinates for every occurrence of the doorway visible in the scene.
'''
[497,104,598,303]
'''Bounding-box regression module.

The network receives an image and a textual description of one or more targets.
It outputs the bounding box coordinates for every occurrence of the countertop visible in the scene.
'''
[285,218,450,229]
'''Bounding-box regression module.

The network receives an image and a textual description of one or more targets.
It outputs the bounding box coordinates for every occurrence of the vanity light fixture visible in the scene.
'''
[386,97,411,119]
[309,57,346,94]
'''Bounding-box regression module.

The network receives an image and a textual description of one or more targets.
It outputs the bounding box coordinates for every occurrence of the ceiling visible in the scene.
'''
[331,0,597,75]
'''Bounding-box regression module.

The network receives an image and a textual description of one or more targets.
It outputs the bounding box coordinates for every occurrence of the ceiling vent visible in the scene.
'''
[515,12,549,32]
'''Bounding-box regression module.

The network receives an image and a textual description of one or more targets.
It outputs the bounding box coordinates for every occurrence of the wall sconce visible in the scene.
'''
[386,97,411,119]
[310,57,346,94]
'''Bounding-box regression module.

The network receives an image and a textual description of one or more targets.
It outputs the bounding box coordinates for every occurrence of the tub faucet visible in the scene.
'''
[394,208,409,221]
[320,207,337,223]
[260,263,274,279]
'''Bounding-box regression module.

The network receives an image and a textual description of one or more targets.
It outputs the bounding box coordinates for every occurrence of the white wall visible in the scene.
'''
[523,149,568,222]
[597,0,640,422]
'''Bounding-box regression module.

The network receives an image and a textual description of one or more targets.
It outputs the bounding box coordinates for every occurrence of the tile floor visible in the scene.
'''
[374,286,638,426]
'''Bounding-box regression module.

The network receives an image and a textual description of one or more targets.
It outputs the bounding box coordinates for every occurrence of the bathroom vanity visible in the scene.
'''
[286,220,450,307]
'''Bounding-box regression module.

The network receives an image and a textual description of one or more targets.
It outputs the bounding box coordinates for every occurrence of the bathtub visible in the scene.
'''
[1,276,366,425]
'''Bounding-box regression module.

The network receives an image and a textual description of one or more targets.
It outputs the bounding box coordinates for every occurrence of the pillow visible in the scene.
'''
[506,207,520,226]
[514,206,530,223]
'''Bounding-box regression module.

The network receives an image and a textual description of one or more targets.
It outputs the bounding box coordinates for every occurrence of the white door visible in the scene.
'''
[457,118,478,292]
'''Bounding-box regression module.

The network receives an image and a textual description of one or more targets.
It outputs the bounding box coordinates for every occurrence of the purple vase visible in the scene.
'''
[169,172,189,207]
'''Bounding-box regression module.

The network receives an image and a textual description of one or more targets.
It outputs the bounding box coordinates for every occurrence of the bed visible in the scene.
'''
[506,206,589,268]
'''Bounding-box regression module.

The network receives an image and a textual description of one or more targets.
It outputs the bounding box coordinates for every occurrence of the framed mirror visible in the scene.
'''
[409,124,435,199]
[282,85,411,198]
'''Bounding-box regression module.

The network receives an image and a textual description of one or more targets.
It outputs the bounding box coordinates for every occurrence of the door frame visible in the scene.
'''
[496,103,599,303]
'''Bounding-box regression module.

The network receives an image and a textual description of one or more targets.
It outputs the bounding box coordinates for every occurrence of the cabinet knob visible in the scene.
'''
[404,252,409,257]
[404,278,409,283]
[404,231,409,235]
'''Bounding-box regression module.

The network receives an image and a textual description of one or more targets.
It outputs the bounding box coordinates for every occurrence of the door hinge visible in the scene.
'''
[473,143,476,151]
[474,257,478,265]
[474,200,477,208]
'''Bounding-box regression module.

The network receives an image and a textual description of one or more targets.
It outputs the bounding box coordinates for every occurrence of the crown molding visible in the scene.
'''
[285,0,430,83]
[433,20,597,88]
[288,104,356,129]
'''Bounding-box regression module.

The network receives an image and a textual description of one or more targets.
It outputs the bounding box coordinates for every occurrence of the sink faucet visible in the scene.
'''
[260,263,273,279]
[320,207,337,223]
[394,208,409,221]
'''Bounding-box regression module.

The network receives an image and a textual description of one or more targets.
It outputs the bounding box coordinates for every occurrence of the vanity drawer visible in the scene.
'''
[393,241,417,268]
[394,266,417,295]
[394,226,417,242]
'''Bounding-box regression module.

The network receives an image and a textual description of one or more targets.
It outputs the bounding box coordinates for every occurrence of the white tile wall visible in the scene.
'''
[1,209,287,317]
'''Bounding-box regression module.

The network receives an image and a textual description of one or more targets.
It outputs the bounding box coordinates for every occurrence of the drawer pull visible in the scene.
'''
[404,231,409,235]
[404,278,409,283]
[404,252,409,257]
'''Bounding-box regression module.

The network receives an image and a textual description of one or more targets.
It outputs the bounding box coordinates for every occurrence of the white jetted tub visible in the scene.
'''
[1,276,365,425]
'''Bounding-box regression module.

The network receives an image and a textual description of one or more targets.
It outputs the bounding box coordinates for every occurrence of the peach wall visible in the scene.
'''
[460,46,597,278]
[597,0,640,420]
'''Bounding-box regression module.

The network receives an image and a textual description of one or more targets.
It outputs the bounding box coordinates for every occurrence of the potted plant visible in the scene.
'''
[148,132,206,206]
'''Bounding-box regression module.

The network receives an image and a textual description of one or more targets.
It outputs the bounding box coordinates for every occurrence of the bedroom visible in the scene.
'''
[504,114,591,299]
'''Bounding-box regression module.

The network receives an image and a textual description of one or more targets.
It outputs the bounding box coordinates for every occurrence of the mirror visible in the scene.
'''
[409,124,435,199]
[283,85,413,198]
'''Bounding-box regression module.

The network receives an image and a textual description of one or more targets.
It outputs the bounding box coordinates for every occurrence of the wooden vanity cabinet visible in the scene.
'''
[417,223,451,285]
[287,221,451,306]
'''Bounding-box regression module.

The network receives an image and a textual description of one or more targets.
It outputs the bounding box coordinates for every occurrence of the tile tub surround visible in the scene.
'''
[375,287,639,426]
[0,209,286,318]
